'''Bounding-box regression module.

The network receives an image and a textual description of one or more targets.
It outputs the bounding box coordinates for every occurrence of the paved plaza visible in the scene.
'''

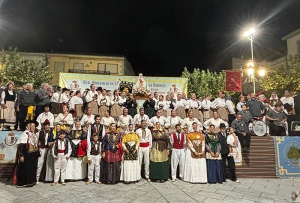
[0,178,299,203]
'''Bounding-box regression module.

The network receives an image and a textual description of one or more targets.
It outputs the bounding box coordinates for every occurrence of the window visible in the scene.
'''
[97,63,105,72]
[73,63,84,70]
[106,64,118,74]
[54,62,65,72]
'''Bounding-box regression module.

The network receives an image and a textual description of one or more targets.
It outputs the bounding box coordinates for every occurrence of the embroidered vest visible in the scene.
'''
[90,141,100,155]
[172,133,184,149]
[54,139,69,156]
[91,124,104,141]
[4,90,16,102]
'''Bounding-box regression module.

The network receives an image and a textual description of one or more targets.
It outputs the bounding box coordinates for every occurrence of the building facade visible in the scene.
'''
[21,52,135,85]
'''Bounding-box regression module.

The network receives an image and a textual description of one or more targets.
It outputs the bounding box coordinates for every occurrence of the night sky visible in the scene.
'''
[0,0,300,76]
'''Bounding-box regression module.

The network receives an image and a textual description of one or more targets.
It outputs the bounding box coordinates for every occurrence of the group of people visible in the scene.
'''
[0,81,296,187]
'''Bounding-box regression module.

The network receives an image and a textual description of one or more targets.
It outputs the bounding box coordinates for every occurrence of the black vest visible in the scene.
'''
[90,141,100,155]
[4,90,16,103]
[218,132,229,155]
[90,124,104,141]
[54,139,69,156]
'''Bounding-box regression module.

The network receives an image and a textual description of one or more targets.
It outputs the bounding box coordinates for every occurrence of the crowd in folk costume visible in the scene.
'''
[2,81,298,187]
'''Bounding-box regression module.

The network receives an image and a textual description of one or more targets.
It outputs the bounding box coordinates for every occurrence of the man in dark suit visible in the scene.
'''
[218,123,239,183]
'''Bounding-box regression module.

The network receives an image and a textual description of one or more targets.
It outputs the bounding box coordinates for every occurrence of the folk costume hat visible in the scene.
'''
[219,123,226,128]
[26,120,39,127]
[43,119,51,126]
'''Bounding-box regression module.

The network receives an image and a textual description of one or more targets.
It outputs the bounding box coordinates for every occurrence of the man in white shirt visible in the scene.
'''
[167,109,184,133]
[133,108,150,130]
[149,110,170,128]
[203,111,228,133]
[182,111,203,132]
[36,105,54,130]
[136,120,152,181]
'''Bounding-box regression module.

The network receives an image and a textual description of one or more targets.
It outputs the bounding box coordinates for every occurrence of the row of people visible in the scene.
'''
[14,117,240,187]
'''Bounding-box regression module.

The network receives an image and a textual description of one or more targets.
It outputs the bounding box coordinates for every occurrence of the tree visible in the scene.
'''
[181,67,225,98]
[287,146,300,164]
[0,47,53,89]
[261,54,300,96]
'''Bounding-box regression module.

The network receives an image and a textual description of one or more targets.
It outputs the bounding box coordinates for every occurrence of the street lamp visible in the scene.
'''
[244,28,256,61]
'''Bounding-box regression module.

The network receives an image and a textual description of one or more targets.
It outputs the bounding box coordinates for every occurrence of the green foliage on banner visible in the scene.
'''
[0,47,53,89]
[261,54,300,96]
[181,67,225,98]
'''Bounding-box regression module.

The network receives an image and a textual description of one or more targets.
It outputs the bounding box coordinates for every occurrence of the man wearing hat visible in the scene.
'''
[36,104,54,130]
[36,119,51,183]
[218,123,239,183]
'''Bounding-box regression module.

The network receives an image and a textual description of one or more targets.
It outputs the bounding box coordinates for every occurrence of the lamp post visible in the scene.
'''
[243,61,265,94]
[244,28,256,61]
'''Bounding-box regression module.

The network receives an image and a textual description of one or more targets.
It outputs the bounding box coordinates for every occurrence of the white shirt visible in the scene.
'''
[86,90,98,103]
[203,118,228,129]
[211,98,226,108]
[50,92,63,103]
[187,99,201,109]
[167,116,184,127]
[136,128,152,148]
[149,116,170,127]
[183,117,203,130]
[170,132,186,149]
[175,99,187,109]
[87,141,101,160]
[97,94,110,106]
[111,95,123,105]
[36,112,54,130]
[80,114,95,126]
[280,97,294,108]
[52,139,72,158]
[155,100,166,110]
[54,113,74,125]
[236,102,245,112]
[132,114,150,126]
[69,96,83,110]
[201,99,211,110]
[117,115,133,128]
[226,100,236,114]
[1,90,17,104]
[100,116,115,127]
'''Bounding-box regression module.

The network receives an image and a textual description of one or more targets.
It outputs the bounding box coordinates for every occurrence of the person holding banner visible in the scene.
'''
[97,89,111,118]
[86,84,99,115]
[14,120,39,187]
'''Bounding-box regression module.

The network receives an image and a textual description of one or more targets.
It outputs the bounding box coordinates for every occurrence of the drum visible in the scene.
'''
[249,121,267,136]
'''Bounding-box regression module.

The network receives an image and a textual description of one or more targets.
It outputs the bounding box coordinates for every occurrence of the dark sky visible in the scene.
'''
[1,0,300,76]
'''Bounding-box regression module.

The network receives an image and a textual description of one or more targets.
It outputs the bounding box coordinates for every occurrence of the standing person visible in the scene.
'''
[66,121,87,180]
[238,104,254,125]
[182,111,203,133]
[205,124,226,183]
[149,122,170,182]
[149,110,170,130]
[14,121,39,187]
[110,89,122,120]
[132,108,150,130]
[246,93,265,119]
[201,94,213,122]
[170,124,186,182]
[184,122,207,183]
[54,104,74,126]
[164,94,174,117]
[36,105,54,131]
[117,108,133,134]
[88,115,105,143]
[100,110,115,132]
[155,95,167,117]
[121,124,140,183]
[51,130,71,186]
[211,90,228,122]
[266,103,288,136]
[16,83,37,131]
[218,123,239,183]
[36,83,51,119]
[86,84,99,115]
[153,92,159,104]
[226,95,236,126]
[269,92,279,110]
[0,81,17,130]
[97,89,110,117]
[175,93,188,119]
[187,93,203,123]
[136,120,152,181]
[280,90,294,114]
[119,91,127,111]
[231,113,251,152]
[101,123,122,184]
[203,111,228,133]
[236,95,246,112]
[143,94,156,119]
[86,133,102,185]
[50,86,63,115]
[167,109,184,134]
[126,93,138,118]
[80,107,95,126]
[69,90,84,118]
[36,119,51,183]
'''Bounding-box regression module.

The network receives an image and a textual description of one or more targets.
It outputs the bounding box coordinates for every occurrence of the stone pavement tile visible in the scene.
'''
[136,183,155,192]
[260,193,289,202]
[121,189,147,199]
[131,195,160,203]
[0,198,12,203]
[184,193,208,202]
[223,196,256,203]
[116,184,139,192]
[197,190,226,200]
[180,187,200,194]
[143,189,162,199]
[152,197,168,203]
[215,188,244,198]
[202,197,225,203]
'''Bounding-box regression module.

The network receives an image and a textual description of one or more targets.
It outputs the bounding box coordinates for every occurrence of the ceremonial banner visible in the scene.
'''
[59,73,188,97]
[0,131,22,164]
[274,136,300,178]
[225,70,242,92]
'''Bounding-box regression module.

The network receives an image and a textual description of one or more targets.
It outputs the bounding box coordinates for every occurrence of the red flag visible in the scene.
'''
[225,71,242,92]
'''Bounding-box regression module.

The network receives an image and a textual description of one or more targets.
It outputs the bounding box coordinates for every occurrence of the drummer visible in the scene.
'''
[167,109,184,134]
[231,113,251,153]
[238,104,255,125]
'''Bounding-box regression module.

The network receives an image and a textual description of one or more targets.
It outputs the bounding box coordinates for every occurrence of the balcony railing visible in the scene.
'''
[68,69,110,75]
